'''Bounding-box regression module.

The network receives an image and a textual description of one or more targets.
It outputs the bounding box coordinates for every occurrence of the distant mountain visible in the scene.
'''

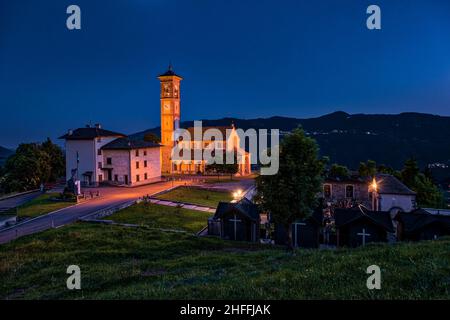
[131,111,450,170]
[0,146,13,166]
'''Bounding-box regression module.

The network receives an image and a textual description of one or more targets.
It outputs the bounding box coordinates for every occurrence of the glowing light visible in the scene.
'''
[371,178,378,192]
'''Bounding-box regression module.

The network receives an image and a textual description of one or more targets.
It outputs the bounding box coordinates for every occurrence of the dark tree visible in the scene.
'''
[358,160,377,177]
[328,163,350,179]
[255,128,326,250]
[41,138,65,182]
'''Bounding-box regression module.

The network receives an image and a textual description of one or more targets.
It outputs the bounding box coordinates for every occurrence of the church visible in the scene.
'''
[60,65,251,187]
[158,65,251,176]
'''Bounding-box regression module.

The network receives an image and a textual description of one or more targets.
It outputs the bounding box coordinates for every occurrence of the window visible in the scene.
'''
[97,149,102,156]
[144,173,148,180]
[135,150,139,157]
[323,184,332,198]
[136,161,140,169]
[345,185,354,198]
[144,150,147,156]
[98,162,102,169]
[114,175,118,182]
[144,160,148,168]
[98,174,103,182]
[106,157,112,165]
[136,175,140,182]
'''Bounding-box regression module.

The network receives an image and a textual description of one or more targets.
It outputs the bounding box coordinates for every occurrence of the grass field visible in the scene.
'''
[104,202,212,233]
[155,187,233,208]
[0,221,449,300]
[18,193,75,219]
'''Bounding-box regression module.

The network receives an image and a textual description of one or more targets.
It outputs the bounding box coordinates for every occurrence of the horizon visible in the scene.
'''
[2,109,450,150]
[2,0,450,147]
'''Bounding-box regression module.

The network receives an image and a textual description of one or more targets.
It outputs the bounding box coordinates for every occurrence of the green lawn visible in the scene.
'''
[0,222,449,299]
[155,187,233,208]
[18,193,75,219]
[104,202,211,233]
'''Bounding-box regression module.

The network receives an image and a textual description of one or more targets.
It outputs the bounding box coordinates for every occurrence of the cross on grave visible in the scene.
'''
[357,228,371,246]
[229,214,242,240]
[293,222,306,247]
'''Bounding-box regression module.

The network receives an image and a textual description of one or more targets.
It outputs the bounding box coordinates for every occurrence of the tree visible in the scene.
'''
[1,143,51,192]
[358,160,377,177]
[205,150,239,179]
[0,140,65,193]
[328,164,349,179]
[255,128,325,250]
[400,158,445,208]
[41,138,65,182]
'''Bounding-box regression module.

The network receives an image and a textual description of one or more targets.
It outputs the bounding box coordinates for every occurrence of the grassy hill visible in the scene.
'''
[1,222,449,299]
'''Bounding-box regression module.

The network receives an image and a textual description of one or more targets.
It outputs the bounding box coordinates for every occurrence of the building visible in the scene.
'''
[158,65,251,176]
[369,173,416,213]
[60,126,161,187]
[395,208,450,241]
[101,137,161,186]
[322,175,371,208]
[334,206,394,247]
[172,125,251,175]
[208,197,260,242]
[322,173,417,214]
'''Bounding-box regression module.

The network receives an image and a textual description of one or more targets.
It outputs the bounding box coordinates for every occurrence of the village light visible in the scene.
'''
[371,178,378,192]
[233,189,243,201]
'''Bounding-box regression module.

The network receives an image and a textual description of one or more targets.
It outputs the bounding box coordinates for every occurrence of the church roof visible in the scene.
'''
[59,127,125,140]
[184,126,234,140]
[158,64,182,78]
[214,198,260,222]
[101,137,161,150]
[375,174,416,195]
[334,206,394,232]
[394,209,450,233]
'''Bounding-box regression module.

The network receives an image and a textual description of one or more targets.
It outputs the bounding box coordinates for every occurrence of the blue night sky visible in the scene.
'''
[1,0,450,148]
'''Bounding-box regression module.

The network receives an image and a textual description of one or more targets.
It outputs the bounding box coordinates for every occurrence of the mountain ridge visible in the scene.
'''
[131,112,450,170]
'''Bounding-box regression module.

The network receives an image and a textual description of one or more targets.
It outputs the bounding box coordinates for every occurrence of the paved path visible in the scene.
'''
[0,181,187,244]
[147,198,216,213]
[0,191,42,211]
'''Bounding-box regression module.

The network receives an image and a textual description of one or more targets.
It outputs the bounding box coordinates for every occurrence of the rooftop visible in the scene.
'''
[59,127,125,140]
[375,173,416,195]
[101,137,161,150]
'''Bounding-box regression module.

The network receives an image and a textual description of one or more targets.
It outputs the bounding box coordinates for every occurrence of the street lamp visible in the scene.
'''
[371,178,378,211]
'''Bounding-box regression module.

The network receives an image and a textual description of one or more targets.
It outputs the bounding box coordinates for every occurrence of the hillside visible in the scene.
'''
[132,112,450,170]
[1,222,449,299]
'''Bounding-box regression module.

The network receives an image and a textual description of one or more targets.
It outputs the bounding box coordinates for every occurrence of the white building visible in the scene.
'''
[60,124,161,186]
[370,173,416,213]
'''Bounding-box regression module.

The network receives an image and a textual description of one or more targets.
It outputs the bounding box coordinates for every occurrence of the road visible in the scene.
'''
[0,191,42,210]
[0,181,187,244]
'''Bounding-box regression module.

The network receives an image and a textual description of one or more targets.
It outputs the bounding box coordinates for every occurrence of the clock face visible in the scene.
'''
[164,103,170,111]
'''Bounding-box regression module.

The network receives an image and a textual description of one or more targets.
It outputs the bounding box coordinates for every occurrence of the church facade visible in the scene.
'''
[158,66,251,176]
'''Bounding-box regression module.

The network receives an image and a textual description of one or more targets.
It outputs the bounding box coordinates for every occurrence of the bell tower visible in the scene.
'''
[158,64,182,174]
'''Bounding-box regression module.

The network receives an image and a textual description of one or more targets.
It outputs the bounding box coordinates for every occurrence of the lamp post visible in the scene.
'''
[371,178,378,211]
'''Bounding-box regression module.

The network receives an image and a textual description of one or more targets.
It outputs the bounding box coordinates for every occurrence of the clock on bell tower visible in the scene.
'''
[158,64,182,174]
